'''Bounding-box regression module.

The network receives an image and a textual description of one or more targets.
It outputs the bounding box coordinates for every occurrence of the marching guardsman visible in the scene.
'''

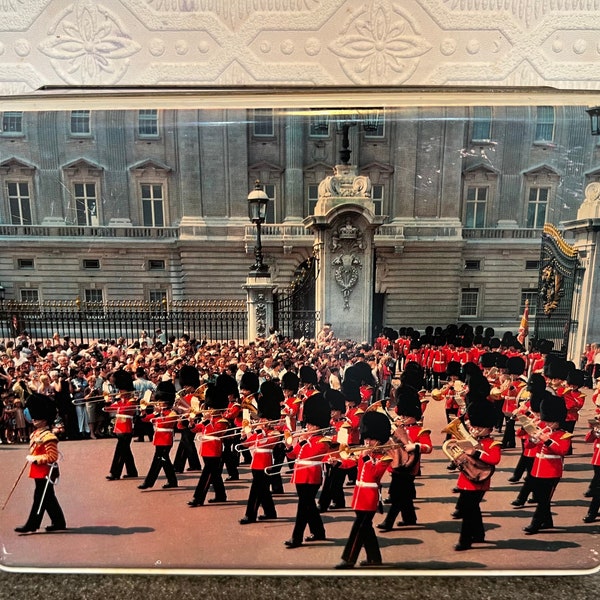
[434,361,464,434]
[15,393,66,533]
[335,411,394,569]
[562,368,586,454]
[238,380,282,524]
[522,391,570,534]
[219,373,244,481]
[450,375,502,551]
[378,384,432,530]
[428,338,448,390]
[173,365,203,473]
[509,374,545,498]
[281,371,301,433]
[582,416,600,523]
[318,388,349,513]
[188,383,230,507]
[105,369,138,481]
[297,365,319,425]
[341,369,365,485]
[138,381,179,490]
[239,370,261,465]
[500,356,527,449]
[284,392,330,548]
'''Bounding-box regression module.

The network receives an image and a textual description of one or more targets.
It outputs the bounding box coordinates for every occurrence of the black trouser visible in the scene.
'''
[174,428,201,472]
[268,442,285,494]
[528,476,559,528]
[501,417,516,448]
[514,457,536,502]
[109,433,137,478]
[290,483,325,543]
[319,463,347,511]
[381,470,416,526]
[341,510,381,565]
[456,490,486,546]
[244,469,276,520]
[222,435,240,479]
[192,456,226,504]
[22,477,66,530]
[586,466,600,519]
[142,445,177,487]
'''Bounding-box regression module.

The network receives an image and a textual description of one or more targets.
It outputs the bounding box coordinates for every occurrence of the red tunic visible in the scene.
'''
[456,436,502,492]
[501,378,526,415]
[192,416,228,457]
[105,397,137,434]
[143,409,177,446]
[240,427,278,470]
[585,428,600,466]
[287,434,329,485]
[562,388,585,423]
[527,429,571,478]
[343,406,363,445]
[342,453,390,511]
[28,427,59,479]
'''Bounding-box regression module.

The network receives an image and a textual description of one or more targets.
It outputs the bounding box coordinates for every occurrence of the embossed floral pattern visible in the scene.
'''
[330,0,431,84]
[38,0,141,85]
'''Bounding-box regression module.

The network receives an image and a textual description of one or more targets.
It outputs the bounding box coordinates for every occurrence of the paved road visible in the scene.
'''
[1,392,599,576]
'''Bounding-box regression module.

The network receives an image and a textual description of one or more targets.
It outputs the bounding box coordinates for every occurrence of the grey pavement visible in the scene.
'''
[1,392,599,576]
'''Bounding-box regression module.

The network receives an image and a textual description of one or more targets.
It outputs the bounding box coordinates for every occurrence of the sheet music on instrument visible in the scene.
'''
[0,85,599,578]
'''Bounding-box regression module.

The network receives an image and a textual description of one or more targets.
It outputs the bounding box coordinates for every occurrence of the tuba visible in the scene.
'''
[441,439,495,483]
[441,416,478,448]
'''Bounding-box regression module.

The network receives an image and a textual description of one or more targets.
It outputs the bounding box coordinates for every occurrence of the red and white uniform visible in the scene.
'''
[143,408,177,446]
[584,427,600,466]
[341,452,391,511]
[501,378,526,416]
[192,416,228,458]
[105,396,137,434]
[28,426,59,479]
[456,436,502,492]
[287,434,330,485]
[240,427,279,470]
[343,406,363,446]
[281,395,301,432]
[223,399,243,428]
[399,424,433,477]
[527,429,571,478]
[562,387,586,425]
[429,348,448,375]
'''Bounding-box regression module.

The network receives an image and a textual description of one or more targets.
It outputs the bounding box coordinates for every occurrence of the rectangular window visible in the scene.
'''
[141,183,165,227]
[70,110,90,135]
[20,289,39,303]
[464,260,481,271]
[149,290,167,303]
[7,181,32,225]
[535,106,554,142]
[371,184,384,216]
[363,109,385,138]
[520,289,538,317]
[74,182,98,226]
[465,186,487,228]
[253,109,274,137]
[83,259,100,269]
[527,187,549,228]
[84,289,103,303]
[263,183,276,224]
[472,106,492,140]
[2,111,23,134]
[17,258,34,269]
[138,109,159,137]
[307,184,319,215]
[525,260,540,270]
[460,288,479,317]
[309,115,329,137]
[148,259,165,270]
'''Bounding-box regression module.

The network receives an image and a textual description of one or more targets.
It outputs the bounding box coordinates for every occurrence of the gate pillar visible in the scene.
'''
[243,276,276,342]
[304,164,385,343]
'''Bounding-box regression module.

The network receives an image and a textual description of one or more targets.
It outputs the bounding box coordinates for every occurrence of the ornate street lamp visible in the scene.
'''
[247,180,270,276]
[586,106,600,135]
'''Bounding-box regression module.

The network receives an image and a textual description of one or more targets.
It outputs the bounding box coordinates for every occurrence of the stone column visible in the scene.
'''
[563,182,600,361]
[243,276,276,342]
[284,113,305,221]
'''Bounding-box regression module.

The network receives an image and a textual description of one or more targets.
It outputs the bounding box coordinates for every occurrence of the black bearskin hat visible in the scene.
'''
[178,365,200,389]
[479,352,497,369]
[341,377,362,406]
[544,356,568,381]
[112,369,134,392]
[216,373,239,399]
[258,381,284,420]
[566,369,586,388]
[154,381,176,407]
[401,361,424,390]
[506,356,526,376]
[467,397,496,429]
[527,374,547,413]
[360,411,391,444]
[394,386,421,420]
[324,388,346,413]
[299,365,318,386]
[494,353,508,370]
[345,362,375,387]
[240,370,260,394]
[303,393,330,428]
[281,371,300,394]
[446,361,462,378]
[540,392,567,424]
[26,393,57,424]
[203,383,228,410]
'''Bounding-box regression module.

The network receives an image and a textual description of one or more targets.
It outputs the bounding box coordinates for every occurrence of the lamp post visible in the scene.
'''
[247,180,270,277]
[586,106,600,135]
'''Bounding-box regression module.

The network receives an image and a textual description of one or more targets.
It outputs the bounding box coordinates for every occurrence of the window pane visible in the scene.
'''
[254,109,274,136]
[139,109,158,136]
[7,181,31,225]
[85,289,103,303]
[3,111,23,133]
[71,110,90,134]
[535,106,554,141]
[74,181,97,226]
[307,184,318,215]
[20,289,39,303]
[309,116,329,137]
[460,288,479,317]
[472,106,491,140]
[149,290,167,302]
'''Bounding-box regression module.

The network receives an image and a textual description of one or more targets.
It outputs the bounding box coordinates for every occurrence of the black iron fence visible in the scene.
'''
[0,299,248,345]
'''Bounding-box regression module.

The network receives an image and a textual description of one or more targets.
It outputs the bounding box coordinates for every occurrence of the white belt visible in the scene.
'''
[254,449,271,454]
[117,415,133,420]
[202,435,220,441]
[536,453,561,459]
[356,481,378,488]
[155,427,172,432]
[297,460,322,466]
